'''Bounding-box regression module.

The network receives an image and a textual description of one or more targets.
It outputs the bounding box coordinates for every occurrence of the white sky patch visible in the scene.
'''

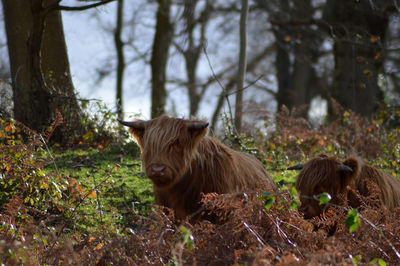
[62,3,152,119]
[308,95,327,126]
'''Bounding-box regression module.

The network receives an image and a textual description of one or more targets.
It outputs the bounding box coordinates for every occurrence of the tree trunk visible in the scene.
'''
[256,0,292,111]
[327,0,388,117]
[114,0,125,121]
[273,0,318,115]
[290,0,314,111]
[274,29,292,110]
[2,0,83,143]
[183,0,200,117]
[150,0,173,118]
[234,0,249,132]
[181,0,211,118]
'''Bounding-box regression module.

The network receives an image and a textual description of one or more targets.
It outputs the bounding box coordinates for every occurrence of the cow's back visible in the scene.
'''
[356,164,400,209]
[154,136,275,219]
[193,136,274,192]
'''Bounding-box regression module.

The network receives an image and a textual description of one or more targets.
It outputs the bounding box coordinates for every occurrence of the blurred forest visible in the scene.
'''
[0,0,399,141]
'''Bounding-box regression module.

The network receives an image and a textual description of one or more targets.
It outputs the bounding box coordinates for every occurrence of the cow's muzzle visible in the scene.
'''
[149,164,166,178]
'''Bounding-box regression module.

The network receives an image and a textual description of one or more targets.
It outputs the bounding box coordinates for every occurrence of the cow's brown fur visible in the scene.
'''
[294,154,400,218]
[124,115,275,220]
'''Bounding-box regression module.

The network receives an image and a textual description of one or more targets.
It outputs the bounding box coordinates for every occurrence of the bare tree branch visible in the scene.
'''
[210,43,275,131]
[57,0,116,12]
[270,17,332,32]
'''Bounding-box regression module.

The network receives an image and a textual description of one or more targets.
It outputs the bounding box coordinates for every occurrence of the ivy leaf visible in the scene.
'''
[351,254,362,264]
[369,258,386,266]
[316,192,331,205]
[258,192,275,211]
[179,226,194,251]
[290,186,298,196]
[345,209,361,233]
[290,199,299,210]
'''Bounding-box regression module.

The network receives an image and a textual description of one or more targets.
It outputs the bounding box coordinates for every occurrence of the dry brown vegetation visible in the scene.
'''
[2,187,400,265]
[1,103,399,265]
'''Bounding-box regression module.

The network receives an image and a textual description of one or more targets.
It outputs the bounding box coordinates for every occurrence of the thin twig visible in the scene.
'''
[39,134,60,176]
[357,212,400,261]
[242,221,266,246]
[224,74,264,97]
[202,46,235,127]
[92,175,103,225]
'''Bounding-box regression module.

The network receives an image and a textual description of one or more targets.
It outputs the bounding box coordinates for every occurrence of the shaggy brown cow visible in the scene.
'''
[288,154,400,218]
[119,115,275,220]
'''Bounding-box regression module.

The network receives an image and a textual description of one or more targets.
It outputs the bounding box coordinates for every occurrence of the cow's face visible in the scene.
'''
[298,186,329,219]
[290,155,359,218]
[119,116,208,188]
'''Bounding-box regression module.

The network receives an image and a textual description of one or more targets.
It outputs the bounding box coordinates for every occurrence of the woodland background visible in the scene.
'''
[1,0,400,136]
[1,0,400,265]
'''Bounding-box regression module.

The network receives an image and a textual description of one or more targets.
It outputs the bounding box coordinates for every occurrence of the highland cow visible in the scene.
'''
[119,115,275,220]
[288,154,400,218]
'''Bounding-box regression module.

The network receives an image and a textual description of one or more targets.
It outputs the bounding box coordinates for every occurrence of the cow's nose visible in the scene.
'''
[150,164,166,177]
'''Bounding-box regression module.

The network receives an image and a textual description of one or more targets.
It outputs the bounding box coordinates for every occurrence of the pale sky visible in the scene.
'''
[62,1,153,119]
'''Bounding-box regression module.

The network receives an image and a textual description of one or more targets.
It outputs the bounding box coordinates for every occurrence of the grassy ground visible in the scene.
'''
[45,142,299,236]
[45,143,154,235]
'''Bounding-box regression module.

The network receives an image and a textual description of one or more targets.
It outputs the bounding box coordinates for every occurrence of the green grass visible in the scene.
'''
[45,143,153,236]
[273,170,297,189]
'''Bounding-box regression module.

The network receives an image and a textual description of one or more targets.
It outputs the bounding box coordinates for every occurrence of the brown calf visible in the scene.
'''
[288,154,400,218]
[119,115,275,220]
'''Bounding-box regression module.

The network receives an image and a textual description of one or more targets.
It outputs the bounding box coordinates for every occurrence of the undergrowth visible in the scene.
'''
[0,103,399,265]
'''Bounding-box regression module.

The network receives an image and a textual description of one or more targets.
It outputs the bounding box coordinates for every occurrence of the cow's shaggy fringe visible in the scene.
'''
[295,154,400,218]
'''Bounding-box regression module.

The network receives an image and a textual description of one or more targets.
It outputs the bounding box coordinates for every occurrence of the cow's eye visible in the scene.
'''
[169,141,180,150]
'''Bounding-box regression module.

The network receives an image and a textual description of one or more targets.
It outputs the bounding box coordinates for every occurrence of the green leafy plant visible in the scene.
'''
[345,209,361,233]
[258,191,275,211]
[289,186,299,210]
[170,226,195,266]
[369,258,387,266]
[316,192,332,205]
[351,254,362,265]
[179,225,195,252]
[0,114,66,209]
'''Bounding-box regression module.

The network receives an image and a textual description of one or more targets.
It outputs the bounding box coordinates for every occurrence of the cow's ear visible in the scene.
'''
[339,158,360,188]
[118,119,146,140]
[128,127,145,142]
[187,122,208,142]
